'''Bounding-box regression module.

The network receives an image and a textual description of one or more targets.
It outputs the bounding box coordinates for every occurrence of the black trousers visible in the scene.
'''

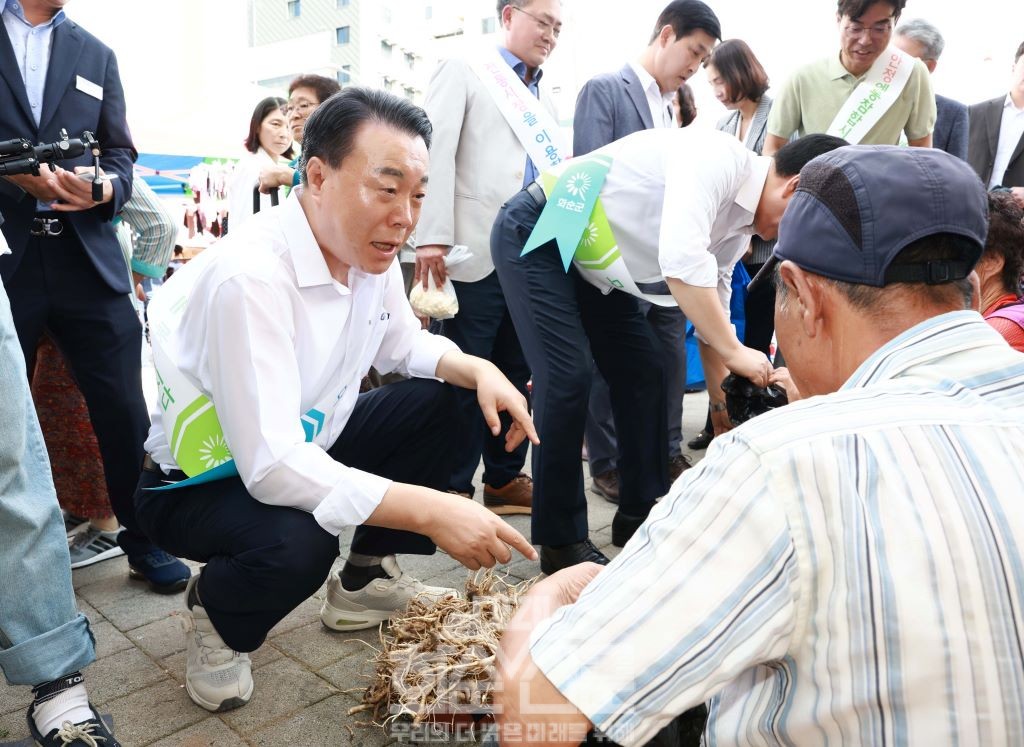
[437,271,530,495]
[134,378,457,652]
[491,189,668,546]
[741,261,776,357]
[6,230,151,546]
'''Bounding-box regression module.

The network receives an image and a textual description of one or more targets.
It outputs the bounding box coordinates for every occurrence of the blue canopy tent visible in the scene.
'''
[133,153,215,195]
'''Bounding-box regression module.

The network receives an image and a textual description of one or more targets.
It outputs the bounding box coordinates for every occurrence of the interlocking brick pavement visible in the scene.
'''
[0,394,710,746]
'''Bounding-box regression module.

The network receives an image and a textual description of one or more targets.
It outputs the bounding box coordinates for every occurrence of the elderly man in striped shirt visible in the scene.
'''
[495,145,1024,747]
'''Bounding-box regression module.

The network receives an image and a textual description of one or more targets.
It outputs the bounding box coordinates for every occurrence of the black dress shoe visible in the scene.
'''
[611,508,652,547]
[687,428,713,450]
[540,540,610,575]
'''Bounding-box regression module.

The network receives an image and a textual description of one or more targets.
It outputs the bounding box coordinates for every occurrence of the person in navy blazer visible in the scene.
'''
[894,19,968,160]
[934,94,969,160]
[551,0,720,572]
[0,1,188,589]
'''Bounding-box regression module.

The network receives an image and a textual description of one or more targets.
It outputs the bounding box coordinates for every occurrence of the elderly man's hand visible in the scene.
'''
[493,563,604,746]
[769,367,802,402]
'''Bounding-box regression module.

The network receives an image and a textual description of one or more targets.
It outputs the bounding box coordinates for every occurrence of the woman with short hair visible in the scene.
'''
[979,192,1024,352]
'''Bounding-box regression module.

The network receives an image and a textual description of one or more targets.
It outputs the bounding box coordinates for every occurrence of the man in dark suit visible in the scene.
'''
[894,18,969,160]
[572,0,720,511]
[968,40,1024,208]
[0,0,188,589]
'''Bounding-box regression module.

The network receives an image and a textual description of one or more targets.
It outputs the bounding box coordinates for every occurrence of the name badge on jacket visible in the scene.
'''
[76,75,103,100]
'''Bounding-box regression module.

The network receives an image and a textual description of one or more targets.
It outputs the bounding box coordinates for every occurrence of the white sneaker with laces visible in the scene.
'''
[182,577,253,712]
[320,555,456,631]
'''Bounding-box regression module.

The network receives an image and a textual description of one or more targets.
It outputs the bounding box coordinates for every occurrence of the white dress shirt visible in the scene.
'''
[628,60,674,128]
[145,191,459,535]
[990,94,1024,188]
[568,128,769,307]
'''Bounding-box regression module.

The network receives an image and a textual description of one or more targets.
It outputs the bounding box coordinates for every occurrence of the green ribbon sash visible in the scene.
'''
[521,154,613,272]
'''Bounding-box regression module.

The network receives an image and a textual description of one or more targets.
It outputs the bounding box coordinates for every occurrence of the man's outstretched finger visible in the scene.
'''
[497,523,537,561]
[505,399,539,445]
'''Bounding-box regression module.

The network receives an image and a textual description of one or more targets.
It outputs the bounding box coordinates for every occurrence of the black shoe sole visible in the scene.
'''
[213,696,250,713]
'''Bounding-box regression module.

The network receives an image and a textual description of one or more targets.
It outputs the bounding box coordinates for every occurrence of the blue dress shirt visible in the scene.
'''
[2,0,66,127]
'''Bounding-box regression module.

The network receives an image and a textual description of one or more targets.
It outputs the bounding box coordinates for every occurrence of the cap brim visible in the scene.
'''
[747,255,779,292]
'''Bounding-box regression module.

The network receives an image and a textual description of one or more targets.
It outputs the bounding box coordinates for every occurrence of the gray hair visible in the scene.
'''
[896,18,945,61]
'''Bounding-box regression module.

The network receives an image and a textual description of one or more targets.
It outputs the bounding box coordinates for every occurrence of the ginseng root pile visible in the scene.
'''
[353,570,537,726]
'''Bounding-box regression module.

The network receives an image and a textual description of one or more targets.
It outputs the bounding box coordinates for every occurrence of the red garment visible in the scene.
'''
[31,336,113,520]
[983,293,1024,354]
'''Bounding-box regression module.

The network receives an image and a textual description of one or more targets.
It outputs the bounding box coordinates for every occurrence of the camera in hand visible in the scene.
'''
[721,373,789,426]
[0,129,95,177]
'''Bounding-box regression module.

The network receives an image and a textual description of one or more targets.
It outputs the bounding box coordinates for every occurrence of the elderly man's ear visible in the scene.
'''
[779,261,826,337]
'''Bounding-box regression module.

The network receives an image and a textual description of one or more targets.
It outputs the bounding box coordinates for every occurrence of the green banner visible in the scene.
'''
[522,154,613,271]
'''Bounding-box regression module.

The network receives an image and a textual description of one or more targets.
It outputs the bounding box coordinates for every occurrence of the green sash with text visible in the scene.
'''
[522,154,675,307]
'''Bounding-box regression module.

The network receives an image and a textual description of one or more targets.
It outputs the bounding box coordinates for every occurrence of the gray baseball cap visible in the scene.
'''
[748,145,988,291]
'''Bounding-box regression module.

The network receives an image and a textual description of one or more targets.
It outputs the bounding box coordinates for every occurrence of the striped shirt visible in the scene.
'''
[116,177,176,279]
[530,311,1024,747]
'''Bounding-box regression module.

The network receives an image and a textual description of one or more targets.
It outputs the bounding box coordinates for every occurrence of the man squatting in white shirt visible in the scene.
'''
[132,88,539,714]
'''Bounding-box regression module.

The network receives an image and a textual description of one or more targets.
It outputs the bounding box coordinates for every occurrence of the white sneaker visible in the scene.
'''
[182,576,253,712]
[320,555,456,631]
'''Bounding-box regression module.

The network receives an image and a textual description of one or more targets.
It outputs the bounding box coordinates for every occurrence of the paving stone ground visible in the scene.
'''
[0,393,710,746]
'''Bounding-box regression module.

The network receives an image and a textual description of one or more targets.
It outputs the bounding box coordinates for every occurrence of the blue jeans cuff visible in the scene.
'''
[0,613,95,687]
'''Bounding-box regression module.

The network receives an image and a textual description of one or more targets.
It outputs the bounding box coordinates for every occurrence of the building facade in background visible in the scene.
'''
[246,0,576,118]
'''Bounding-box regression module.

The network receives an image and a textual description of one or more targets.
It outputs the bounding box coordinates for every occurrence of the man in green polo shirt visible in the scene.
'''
[764,0,935,154]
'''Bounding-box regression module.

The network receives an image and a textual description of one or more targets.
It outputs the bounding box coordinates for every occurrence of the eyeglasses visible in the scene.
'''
[282,101,318,117]
[512,5,561,39]
[842,20,893,39]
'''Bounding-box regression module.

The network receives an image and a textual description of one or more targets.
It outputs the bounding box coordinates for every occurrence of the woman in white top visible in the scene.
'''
[226,96,295,232]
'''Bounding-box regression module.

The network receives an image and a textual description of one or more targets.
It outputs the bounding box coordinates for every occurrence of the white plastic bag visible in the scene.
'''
[408,245,471,320]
